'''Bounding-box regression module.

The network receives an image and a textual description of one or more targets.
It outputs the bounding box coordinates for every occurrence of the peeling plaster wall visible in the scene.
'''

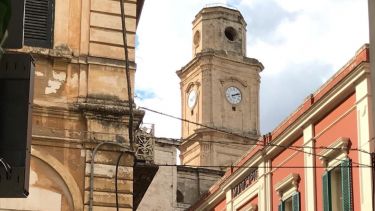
[1,0,144,210]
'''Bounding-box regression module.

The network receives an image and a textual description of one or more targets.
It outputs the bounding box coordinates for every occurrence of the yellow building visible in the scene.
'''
[0,0,157,210]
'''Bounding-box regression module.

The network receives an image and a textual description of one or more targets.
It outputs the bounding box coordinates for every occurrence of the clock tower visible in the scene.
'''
[177,6,264,168]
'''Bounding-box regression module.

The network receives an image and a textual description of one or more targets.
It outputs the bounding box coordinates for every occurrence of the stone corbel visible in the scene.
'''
[318,137,351,169]
[275,173,300,200]
[248,204,258,211]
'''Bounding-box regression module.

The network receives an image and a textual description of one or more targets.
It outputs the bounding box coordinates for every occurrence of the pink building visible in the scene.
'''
[190,45,373,211]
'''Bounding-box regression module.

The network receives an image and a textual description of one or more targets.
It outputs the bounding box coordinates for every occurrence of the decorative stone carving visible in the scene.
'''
[134,129,155,162]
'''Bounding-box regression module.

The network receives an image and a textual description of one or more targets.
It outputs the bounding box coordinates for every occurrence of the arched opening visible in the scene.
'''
[224,26,237,41]
[177,190,184,203]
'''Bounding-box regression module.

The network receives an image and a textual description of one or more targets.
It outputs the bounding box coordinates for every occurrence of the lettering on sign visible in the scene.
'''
[232,168,258,198]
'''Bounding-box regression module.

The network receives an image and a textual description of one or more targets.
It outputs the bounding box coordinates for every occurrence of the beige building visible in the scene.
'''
[137,135,223,211]
[0,0,157,210]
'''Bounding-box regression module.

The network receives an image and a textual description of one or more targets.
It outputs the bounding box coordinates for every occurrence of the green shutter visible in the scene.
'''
[341,158,352,211]
[278,201,285,211]
[292,192,300,211]
[322,171,332,211]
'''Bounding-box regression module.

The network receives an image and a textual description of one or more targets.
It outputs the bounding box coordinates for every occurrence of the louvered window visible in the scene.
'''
[322,158,352,211]
[24,0,54,48]
[278,192,300,211]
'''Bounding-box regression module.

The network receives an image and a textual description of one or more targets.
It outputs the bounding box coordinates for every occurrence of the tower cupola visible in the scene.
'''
[192,6,247,57]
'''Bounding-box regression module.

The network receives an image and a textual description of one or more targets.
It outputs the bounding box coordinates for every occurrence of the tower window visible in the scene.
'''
[193,31,200,46]
[224,27,237,41]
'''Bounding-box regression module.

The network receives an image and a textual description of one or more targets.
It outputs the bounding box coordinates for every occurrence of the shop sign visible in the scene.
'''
[232,168,258,197]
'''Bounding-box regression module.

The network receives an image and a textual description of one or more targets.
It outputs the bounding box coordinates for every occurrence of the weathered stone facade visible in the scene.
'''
[0,0,154,210]
[137,136,223,211]
[137,137,179,211]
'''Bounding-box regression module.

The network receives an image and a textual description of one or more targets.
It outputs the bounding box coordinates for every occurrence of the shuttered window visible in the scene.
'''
[341,159,352,211]
[24,0,54,48]
[278,192,300,211]
[291,192,300,211]
[322,158,352,211]
[322,171,332,211]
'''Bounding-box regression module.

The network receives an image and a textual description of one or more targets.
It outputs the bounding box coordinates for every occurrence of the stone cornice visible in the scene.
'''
[9,46,137,69]
[177,166,225,176]
[176,49,264,79]
[77,97,144,123]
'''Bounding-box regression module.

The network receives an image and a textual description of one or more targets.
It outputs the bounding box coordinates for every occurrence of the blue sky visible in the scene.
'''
[135,0,369,138]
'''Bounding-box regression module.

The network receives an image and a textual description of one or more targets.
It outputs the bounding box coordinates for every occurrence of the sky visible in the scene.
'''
[134,0,369,139]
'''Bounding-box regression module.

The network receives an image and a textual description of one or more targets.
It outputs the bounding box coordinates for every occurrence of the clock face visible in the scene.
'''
[188,90,197,109]
[225,86,242,104]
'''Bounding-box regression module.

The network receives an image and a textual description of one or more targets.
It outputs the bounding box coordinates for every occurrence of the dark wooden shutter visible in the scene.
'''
[292,192,300,211]
[24,0,53,48]
[341,158,352,211]
[322,171,332,211]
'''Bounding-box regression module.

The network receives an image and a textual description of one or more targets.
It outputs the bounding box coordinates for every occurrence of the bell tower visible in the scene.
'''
[177,6,264,168]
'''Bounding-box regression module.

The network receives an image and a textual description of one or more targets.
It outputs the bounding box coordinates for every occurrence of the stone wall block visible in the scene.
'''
[90,12,136,32]
[90,28,135,47]
[84,191,132,208]
[85,163,133,180]
[86,150,134,166]
[89,43,135,61]
[91,0,137,17]
[84,177,132,193]
[84,205,132,211]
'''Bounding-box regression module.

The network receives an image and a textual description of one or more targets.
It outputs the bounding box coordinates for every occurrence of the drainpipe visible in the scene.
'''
[88,142,131,211]
[369,0,375,210]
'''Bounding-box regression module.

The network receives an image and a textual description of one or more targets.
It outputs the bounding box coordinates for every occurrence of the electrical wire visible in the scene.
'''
[31,125,371,155]
[138,106,372,168]
[118,1,133,210]
[30,101,372,154]
[156,164,370,169]
[115,151,125,211]
[30,99,373,169]
[0,157,12,179]
[119,0,134,150]
[32,123,372,169]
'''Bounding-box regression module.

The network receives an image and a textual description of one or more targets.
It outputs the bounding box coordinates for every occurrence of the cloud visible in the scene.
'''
[260,61,333,133]
[234,0,299,44]
[135,89,156,100]
[135,0,369,138]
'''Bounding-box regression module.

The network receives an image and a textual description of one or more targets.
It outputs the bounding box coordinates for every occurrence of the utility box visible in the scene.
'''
[0,52,34,197]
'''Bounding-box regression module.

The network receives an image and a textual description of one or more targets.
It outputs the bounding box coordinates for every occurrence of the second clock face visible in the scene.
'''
[225,86,242,104]
[188,90,197,109]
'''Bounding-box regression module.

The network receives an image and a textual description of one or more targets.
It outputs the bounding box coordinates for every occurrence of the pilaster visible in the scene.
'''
[225,188,233,211]
[257,161,270,211]
[303,124,316,211]
[355,77,374,211]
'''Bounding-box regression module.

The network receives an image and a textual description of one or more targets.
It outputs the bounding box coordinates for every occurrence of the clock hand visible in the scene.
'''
[232,93,240,97]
